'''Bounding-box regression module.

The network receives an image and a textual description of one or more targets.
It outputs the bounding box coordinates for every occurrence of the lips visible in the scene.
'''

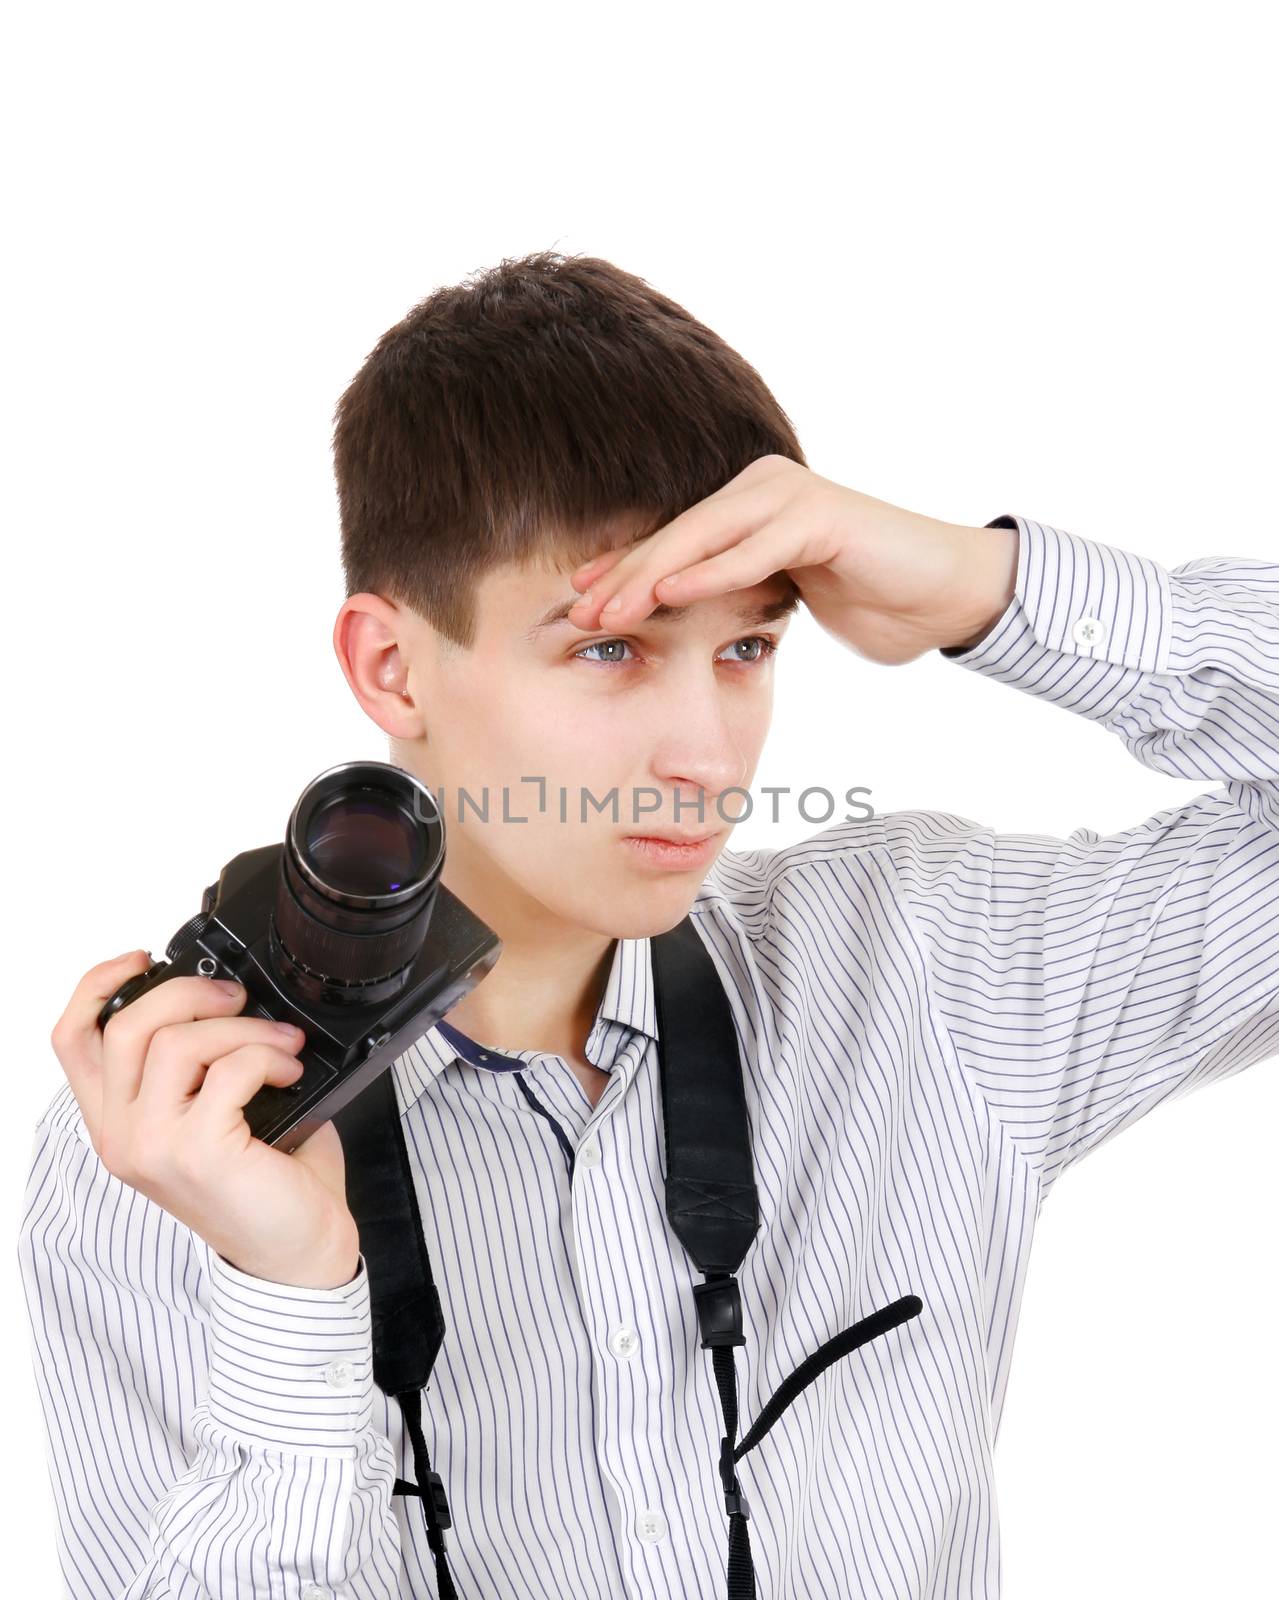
[625,831,719,845]
[622,831,725,869]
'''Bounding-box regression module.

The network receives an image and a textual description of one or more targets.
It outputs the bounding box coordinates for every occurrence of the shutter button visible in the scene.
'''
[323,1359,354,1390]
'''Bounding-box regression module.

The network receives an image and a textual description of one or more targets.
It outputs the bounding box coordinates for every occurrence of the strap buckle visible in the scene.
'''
[693,1274,745,1349]
[426,1469,452,1533]
[718,1437,750,1521]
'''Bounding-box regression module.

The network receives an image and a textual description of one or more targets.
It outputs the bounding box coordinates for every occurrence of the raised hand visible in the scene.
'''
[566,456,1018,666]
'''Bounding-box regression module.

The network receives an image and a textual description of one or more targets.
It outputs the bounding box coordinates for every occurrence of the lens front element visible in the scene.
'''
[303,791,429,900]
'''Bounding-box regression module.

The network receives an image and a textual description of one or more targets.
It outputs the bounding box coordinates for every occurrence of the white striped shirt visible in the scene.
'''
[19,514,1279,1599]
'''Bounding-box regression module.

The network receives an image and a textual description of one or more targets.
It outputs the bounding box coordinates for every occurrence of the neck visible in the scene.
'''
[437,845,615,1065]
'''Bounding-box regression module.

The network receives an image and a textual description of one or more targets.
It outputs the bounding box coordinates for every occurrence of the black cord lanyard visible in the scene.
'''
[335,916,924,1599]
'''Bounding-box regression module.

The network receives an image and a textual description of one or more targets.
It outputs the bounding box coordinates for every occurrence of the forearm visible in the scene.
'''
[939,513,1279,823]
[19,1114,405,1598]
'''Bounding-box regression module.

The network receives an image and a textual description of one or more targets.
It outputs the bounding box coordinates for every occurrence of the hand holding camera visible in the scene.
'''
[49,761,501,1291]
[51,951,362,1288]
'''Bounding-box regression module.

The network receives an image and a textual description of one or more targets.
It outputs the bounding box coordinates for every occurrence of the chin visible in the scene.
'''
[561,873,709,941]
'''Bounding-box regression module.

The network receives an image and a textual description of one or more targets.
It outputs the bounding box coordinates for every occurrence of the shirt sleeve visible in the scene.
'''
[888,513,1279,1198]
[17,1099,406,1599]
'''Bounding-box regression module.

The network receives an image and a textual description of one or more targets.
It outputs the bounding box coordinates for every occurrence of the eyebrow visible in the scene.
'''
[527,588,802,637]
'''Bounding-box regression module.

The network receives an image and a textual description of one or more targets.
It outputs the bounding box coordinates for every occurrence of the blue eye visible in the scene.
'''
[573,636,780,666]
[721,636,778,664]
[576,638,635,664]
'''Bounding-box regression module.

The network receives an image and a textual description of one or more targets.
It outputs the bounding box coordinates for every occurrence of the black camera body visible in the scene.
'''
[98,762,501,1153]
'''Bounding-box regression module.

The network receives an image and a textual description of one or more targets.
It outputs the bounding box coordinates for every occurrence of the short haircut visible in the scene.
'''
[333,249,807,649]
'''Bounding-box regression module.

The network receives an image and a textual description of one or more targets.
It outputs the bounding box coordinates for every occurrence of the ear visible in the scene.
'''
[332,593,426,739]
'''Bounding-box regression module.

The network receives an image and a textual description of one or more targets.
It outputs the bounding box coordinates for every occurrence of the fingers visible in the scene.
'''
[569,546,627,593]
[186,1041,308,1140]
[52,949,152,1069]
[566,470,786,631]
[100,975,252,1123]
[50,949,154,1145]
[134,1015,306,1117]
[641,518,812,609]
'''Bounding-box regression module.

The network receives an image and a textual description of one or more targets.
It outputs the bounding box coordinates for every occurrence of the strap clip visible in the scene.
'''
[718,1437,750,1521]
[426,1469,452,1533]
[693,1274,745,1349]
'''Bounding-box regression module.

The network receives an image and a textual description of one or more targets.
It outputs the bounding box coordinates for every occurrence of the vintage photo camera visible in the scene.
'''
[97,760,501,1152]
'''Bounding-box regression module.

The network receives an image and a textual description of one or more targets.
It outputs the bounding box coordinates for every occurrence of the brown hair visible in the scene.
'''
[333,249,806,648]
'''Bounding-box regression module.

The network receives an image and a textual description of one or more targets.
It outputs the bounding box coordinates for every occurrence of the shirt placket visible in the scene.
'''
[562,1033,696,1596]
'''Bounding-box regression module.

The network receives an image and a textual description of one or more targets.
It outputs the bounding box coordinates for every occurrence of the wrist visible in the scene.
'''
[219,1223,362,1291]
[939,523,1018,652]
[218,1253,362,1290]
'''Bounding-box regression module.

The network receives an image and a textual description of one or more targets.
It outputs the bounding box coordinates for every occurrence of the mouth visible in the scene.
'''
[629,830,719,845]
[622,831,724,869]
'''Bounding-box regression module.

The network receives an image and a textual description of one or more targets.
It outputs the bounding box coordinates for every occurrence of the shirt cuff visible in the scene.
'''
[938,514,1174,723]
[205,1249,375,1455]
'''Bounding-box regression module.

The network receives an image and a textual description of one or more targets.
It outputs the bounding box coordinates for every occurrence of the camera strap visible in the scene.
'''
[335,914,923,1600]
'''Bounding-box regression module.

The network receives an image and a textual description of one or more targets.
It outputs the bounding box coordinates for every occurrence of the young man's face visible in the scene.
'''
[387,552,798,940]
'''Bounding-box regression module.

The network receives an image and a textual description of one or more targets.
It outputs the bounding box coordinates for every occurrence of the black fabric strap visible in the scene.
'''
[334,1068,457,1598]
[333,1066,444,1394]
[651,920,763,1594]
[735,1294,923,1463]
[651,916,760,1272]
[711,1341,757,1599]
[692,1275,924,1599]
[395,1389,458,1600]
[653,919,926,1599]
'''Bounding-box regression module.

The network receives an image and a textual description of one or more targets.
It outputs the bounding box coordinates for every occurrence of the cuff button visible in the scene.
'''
[1071,615,1107,647]
[323,1359,354,1391]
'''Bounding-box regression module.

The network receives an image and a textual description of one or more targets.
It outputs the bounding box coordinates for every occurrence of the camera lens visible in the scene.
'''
[272,762,445,1005]
[303,791,428,899]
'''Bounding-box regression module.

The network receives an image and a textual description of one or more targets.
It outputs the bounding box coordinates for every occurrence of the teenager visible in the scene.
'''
[20,251,1279,1599]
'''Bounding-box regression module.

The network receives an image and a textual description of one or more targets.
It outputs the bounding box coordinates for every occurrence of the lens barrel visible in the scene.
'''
[271,761,445,1006]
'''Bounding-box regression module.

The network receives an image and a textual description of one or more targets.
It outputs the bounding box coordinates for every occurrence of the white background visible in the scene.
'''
[3,2,1276,1594]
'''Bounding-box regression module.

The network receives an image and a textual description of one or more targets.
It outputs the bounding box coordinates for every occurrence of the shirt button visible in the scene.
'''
[300,1586,330,1600]
[635,1507,667,1544]
[323,1360,354,1390]
[1071,614,1107,647]
[578,1139,601,1170]
[609,1325,640,1359]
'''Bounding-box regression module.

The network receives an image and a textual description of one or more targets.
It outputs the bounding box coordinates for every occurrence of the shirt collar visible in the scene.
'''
[391,933,657,1115]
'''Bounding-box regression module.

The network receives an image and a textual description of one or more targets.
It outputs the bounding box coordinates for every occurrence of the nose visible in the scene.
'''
[645,675,754,831]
